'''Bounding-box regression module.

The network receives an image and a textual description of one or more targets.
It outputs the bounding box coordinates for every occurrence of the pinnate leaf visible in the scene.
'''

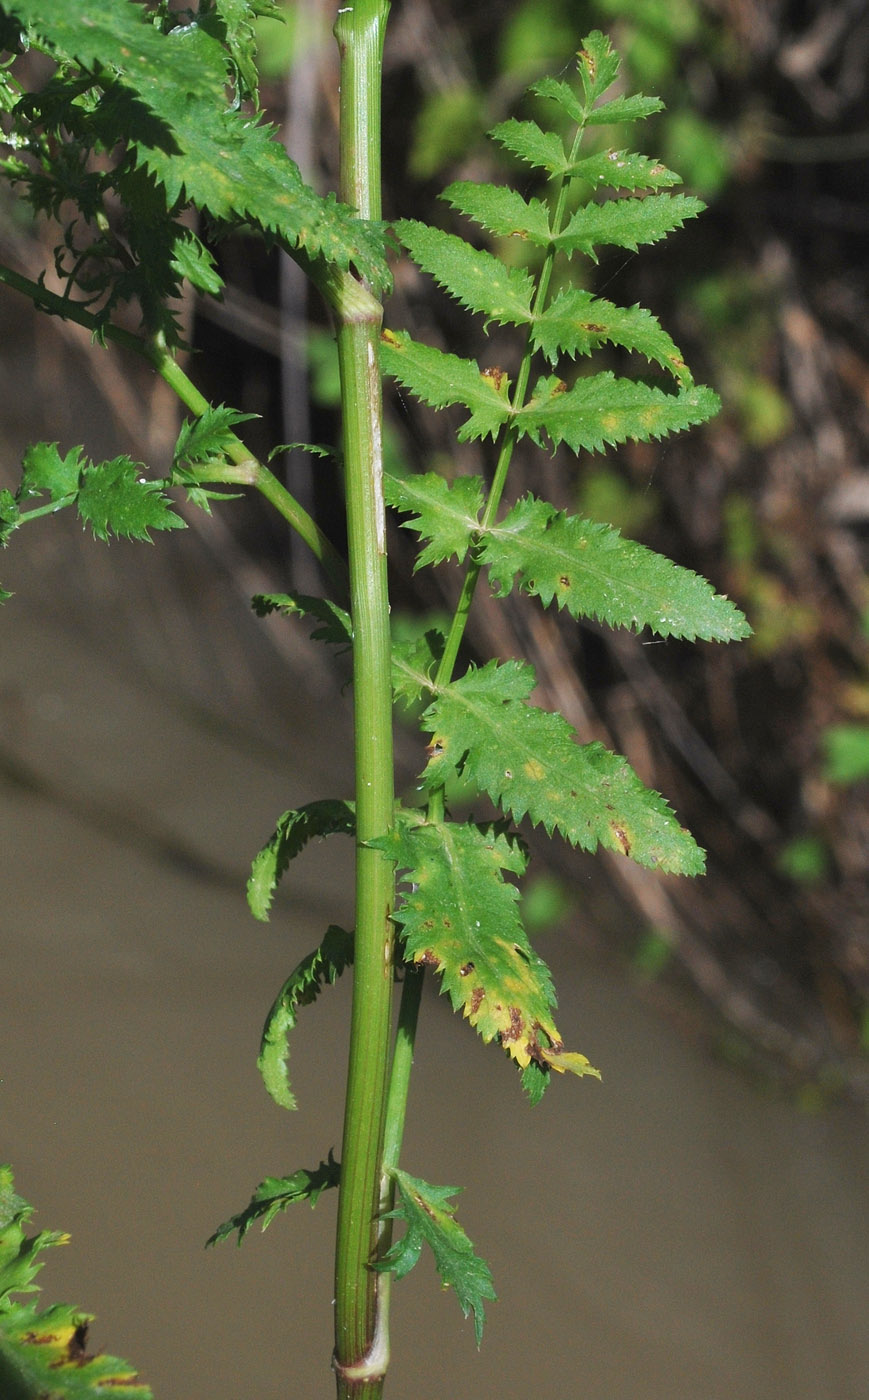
[380,330,511,442]
[377,1168,496,1346]
[514,373,719,454]
[258,927,353,1110]
[248,799,355,921]
[384,470,483,569]
[421,660,705,874]
[480,495,751,641]
[207,1154,341,1247]
[393,219,534,328]
[531,288,691,383]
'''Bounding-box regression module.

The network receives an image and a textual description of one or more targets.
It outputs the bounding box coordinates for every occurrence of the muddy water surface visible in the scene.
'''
[2,565,867,1400]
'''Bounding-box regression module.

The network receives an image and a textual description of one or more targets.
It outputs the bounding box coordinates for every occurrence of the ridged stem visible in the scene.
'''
[330,4,394,1398]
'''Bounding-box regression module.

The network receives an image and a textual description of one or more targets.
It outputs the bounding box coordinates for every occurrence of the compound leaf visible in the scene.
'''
[393,219,534,328]
[377,1168,496,1347]
[258,926,353,1110]
[384,471,483,569]
[206,1153,341,1247]
[480,496,751,641]
[421,660,705,875]
[247,799,355,921]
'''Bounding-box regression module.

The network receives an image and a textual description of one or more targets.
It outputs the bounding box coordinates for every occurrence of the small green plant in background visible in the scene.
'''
[0,5,747,1396]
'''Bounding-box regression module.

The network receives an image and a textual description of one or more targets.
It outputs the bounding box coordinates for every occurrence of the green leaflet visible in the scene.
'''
[393,219,534,328]
[553,192,706,260]
[380,329,511,442]
[0,1166,152,1399]
[564,148,682,192]
[488,118,569,177]
[258,927,353,1110]
[576,28,621,105]
[481,495,751,642]
[247,799,355,921]
[173,406,258,470]
[384,471,483,568]
[441,180,552,244]
[77,458,185,542]
[207,1154,341,1247]
[530,287,691,382]
[390,624,445,709]
[251,592,354,647]
[421,660,705,875]
[376,1169,497,1347]
[514,373,720,454]
[378,812,597,1079]
[19,442,84,504]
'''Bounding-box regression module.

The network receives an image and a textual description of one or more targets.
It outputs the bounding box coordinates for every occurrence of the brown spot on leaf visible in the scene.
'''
[611,825,631,856]
[481,366,508,393]
[501,1006,524,1043]
[459,961,475,977]
[580,322,607,334]
[417,948,440,966]
[68,1322,89,1360]
[551,379,567,395]
[468,986,485,1016]
[381,328,401,348]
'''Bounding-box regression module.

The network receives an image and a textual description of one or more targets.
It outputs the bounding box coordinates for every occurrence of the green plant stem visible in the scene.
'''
[0,262,348,600]
[331,3,394,1397]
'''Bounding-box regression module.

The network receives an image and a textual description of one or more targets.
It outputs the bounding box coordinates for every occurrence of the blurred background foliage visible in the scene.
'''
[2,0,868,1099]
